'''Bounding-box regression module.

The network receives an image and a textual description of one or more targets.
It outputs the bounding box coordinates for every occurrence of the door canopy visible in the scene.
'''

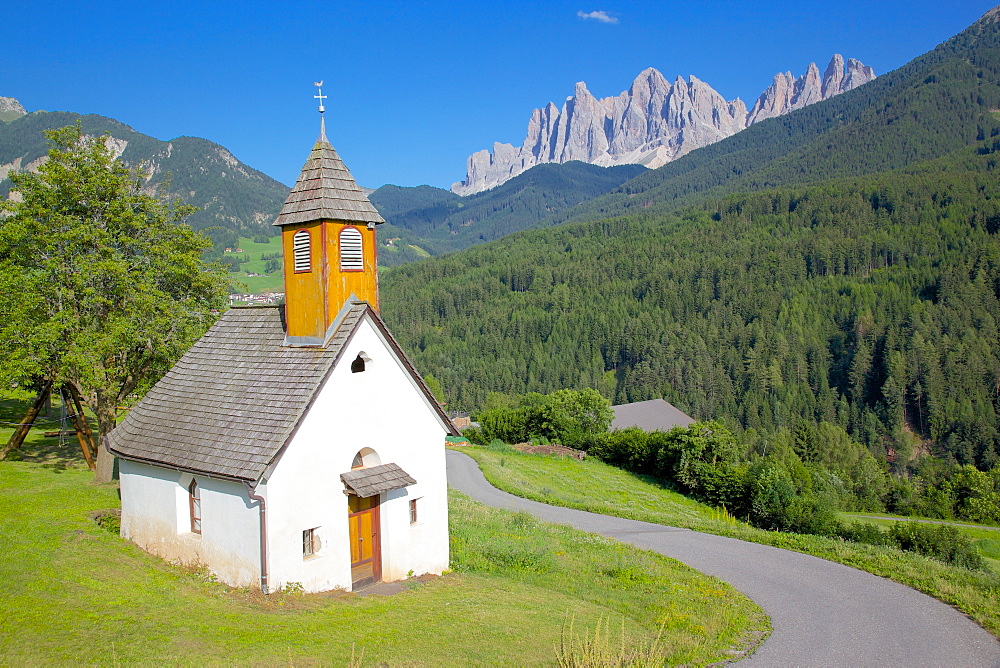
[341,462,416,498]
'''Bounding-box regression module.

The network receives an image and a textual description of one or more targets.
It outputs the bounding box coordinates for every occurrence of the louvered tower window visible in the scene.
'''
[292,229,311,273]
[340,227,364,272]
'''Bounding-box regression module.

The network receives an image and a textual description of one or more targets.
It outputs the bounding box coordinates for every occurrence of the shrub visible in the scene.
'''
[584,428,653,471]
[837,522,894,547]
[747,461,796,530]
[888,521,986,570]
[463,427,486,445]
[784,495,842,537]
[486,439,518,454]
[474,389,613,447]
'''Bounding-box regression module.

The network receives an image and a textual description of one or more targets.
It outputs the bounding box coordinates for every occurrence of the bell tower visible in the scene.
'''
[274,84,384,346]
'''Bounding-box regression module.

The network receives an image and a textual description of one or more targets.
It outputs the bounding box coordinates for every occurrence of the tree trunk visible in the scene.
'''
[94,443,115,483]
[65,383,98,463]
[92,394,119,484]
[62,386,96,471]
[1,380,53,460]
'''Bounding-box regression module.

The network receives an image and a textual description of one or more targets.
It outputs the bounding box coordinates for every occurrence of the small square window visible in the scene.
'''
[409,499,418,524]
[303,527,320,558]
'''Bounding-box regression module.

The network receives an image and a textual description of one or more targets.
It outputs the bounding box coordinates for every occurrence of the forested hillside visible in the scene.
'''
[382,142,1000,469]
[370,161,645,265]
[378,9,1000,471]
[0,111,289,256]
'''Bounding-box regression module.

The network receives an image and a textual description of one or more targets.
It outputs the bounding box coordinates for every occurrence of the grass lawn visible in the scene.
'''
[459,445,1000,638]
[0,411,767,664]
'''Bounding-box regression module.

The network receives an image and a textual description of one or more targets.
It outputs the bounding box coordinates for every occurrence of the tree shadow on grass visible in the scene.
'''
[8,435,85,471]
[1,395,90,470]
[625,469,681,493]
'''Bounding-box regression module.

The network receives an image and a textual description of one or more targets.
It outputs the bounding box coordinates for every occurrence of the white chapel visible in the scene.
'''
[107,104,456,593]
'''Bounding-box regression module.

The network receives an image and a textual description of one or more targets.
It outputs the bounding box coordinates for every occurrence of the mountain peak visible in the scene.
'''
[0,96,27,122]
[574,81,594,100]
[978,5,1000,24]
[452,55,876,195]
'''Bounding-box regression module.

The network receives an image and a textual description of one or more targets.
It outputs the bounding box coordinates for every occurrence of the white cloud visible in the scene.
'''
[577,10,618,24]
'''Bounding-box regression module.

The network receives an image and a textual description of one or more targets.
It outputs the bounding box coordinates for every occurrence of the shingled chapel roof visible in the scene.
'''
[106,303,456,482]
[273,134,385,227]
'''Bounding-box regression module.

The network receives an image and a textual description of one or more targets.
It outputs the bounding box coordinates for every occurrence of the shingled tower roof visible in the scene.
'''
[273,134,385,227]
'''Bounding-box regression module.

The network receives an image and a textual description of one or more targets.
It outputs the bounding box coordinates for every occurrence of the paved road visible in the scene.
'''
[447,450,1000,667]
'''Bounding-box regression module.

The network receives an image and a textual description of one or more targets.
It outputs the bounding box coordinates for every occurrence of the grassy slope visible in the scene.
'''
[459,446,1000,637]
[226,235,283,294]
[842,512,1000,572]
[0,405,767,664]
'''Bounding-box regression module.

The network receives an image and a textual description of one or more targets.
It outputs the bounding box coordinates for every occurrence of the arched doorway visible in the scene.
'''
[348,449,382,589]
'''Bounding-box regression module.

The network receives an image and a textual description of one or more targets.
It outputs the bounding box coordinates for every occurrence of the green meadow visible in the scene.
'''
[459,445,1000,638]
[0,398,767,665]
[225,236,284,295]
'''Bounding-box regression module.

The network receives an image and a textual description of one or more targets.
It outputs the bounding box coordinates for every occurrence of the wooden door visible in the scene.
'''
[348,494,381,589]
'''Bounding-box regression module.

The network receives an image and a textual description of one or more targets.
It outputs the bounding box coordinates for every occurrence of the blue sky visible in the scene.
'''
[3,1,995,190]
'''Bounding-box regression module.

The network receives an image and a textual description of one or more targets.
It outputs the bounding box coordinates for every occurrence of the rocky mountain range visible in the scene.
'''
[453,55,875,195]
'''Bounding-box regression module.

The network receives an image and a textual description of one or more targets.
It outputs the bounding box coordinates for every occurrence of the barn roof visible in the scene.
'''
[273,135,384,227]
[611,399,695,432]
[106,302,455,482]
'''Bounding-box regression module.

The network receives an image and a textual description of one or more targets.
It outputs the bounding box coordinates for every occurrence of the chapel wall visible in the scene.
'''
[119,460,261,588]
[264,317,449,592]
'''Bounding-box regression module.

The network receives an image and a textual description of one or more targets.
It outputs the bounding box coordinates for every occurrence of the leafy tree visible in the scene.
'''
[474,388,613,447]
[424,373,446,405]
[952,465,1000,524]
[656,421,748,508]
[747,460,797,530]
[0,124,228,480]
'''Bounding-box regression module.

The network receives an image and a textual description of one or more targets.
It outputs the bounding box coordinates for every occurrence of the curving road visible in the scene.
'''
[447,450,1000,666]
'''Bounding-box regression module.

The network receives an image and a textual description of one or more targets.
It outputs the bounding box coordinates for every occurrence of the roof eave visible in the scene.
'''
[108,443,257,484]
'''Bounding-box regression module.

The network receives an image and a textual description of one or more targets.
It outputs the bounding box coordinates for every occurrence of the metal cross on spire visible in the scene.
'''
[314,81,328,140]
[313,81,327,113]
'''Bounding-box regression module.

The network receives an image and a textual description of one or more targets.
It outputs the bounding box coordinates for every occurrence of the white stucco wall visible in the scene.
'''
[119,460,261,587]
[264,315,450,593]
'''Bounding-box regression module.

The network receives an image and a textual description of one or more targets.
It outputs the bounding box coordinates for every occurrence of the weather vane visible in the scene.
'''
[314,81,326,113]
[314,81,327,139]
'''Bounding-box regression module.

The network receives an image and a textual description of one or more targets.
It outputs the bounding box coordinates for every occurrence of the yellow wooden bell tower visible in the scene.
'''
[274,113,384,346]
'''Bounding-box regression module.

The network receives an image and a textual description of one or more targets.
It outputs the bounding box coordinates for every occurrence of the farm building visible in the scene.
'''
[611,399,695,432]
